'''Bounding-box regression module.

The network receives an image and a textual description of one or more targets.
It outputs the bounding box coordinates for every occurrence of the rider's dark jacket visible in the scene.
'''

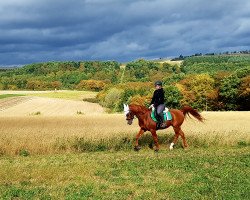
[150,88,165,107]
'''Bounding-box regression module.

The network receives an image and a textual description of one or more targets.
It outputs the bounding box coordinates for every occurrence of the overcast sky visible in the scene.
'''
[1,0,250,66]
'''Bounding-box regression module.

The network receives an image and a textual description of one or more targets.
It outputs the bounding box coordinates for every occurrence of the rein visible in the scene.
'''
[127,110,136,120]
[125,107,147,121]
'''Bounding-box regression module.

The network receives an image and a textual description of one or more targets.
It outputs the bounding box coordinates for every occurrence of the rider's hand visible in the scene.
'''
[149,104,154,109]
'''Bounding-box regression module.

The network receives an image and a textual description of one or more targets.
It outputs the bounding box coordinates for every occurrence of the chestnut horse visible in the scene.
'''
[124,104,204,151]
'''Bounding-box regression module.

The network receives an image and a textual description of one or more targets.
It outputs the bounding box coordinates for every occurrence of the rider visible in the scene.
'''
[149,81,166,129]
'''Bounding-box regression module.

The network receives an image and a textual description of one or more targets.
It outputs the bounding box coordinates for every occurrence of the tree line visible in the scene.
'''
[0,61,120,91]
[0,55,249,111]
[98,56,250,111]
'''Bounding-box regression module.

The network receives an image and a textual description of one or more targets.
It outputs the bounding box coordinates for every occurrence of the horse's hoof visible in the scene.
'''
[183,146,189,150]
[169,142,174,150]
[154,149,159,153]
[148,142,154,149]
[134,146,141,151]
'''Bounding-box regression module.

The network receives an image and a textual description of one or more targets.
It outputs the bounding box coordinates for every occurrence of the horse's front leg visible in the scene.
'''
[150,129,160,152]
[134,128,145,151]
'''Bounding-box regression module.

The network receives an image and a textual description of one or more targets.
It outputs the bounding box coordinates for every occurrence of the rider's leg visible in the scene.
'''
[156,114,162,129]
[155,107,162,128]
[157,104,166,128]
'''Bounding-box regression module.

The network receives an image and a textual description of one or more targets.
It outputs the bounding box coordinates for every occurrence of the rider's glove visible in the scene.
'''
[149,104,154,109]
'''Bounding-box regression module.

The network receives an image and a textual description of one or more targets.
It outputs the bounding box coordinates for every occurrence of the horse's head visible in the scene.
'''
[123,104,135,125]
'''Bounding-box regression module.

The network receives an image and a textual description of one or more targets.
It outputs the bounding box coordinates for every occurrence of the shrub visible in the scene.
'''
[103,88,124,112]
[30,111,41,115]
[18,149,30,157]
[77,111,84,115]
[97,82,153,112]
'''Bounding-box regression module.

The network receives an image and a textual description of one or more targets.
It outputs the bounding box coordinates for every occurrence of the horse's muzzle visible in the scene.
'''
[127,119,133,125]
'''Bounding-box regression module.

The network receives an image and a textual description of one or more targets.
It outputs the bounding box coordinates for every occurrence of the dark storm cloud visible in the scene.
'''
[0,0,250,65]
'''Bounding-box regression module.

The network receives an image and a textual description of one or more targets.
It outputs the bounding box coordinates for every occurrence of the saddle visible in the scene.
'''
[151,108,172,122]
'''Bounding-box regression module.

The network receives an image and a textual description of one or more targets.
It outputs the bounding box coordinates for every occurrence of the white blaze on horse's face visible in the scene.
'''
[123,104,133,125]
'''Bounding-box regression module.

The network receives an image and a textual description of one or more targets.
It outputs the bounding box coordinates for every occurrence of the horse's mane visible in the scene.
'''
[129,104,150,114]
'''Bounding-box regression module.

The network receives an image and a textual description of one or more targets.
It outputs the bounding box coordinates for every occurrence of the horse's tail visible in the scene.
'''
[181,106,204,122]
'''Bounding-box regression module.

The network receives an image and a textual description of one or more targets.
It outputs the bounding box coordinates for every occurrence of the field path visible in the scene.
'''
[0,96,104,116]
[0,96,32,111]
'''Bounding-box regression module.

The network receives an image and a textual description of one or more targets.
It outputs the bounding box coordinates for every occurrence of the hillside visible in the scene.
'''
[182,55,250,73]
[0,55,249,111]
[0,90,103,116]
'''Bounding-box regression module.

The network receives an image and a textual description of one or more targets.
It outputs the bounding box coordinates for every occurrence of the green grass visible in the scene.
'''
[0,147,249,199]
[27,90,97,101]
[0,94,25,99]
[55,132,250,154]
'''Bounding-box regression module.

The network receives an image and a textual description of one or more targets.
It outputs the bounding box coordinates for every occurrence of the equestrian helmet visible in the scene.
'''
[154,80,163,86]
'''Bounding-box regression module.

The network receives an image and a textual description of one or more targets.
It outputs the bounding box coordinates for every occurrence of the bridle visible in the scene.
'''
[123,104,136,124]
[126,110,135,121]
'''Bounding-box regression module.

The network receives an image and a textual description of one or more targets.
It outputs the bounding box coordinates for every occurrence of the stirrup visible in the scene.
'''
[160,123,166,128]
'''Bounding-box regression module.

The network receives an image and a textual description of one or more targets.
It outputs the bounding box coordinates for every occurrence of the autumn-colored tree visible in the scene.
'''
[129,95,148,106]
[26,80,46,90]
[213,71,231,87]
[50,81,62,90]
[239,75,250,96]
[149,71,167,82]
[76,80,107,91]
[178,74,216,110]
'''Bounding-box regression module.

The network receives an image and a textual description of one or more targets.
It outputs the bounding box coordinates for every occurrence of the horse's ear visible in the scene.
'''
[123,104,129,111]
[123,104,130,115]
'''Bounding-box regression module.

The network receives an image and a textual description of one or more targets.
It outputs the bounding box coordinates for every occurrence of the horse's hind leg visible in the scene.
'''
[179,128,188,148]
[170,126,188,150]
[171,126,188,150]
[170,127,180,150]
[150,129,160,151]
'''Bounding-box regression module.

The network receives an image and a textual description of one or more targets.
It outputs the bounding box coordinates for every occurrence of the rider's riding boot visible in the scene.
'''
[156,115,162,129]
[159,113,166,128]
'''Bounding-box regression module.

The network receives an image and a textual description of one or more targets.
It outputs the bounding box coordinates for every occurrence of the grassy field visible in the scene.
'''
[157,59,182,66]
[26,90,97,101]
[0,148,249,199]
[0,94,25,99]
[0,113,249,199]
[0,90,97,100]
[0,91,249,199]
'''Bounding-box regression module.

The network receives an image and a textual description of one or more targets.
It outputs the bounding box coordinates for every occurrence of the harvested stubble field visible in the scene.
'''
[0,91,249,199]
[0,112,249,156]
[0,90,102,116]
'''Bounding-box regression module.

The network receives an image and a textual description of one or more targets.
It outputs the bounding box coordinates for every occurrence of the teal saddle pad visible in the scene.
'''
[151,110,172,122]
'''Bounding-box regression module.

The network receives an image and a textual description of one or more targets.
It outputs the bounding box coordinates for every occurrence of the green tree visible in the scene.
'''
[164,85,183,108]
[219,75,241,110]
